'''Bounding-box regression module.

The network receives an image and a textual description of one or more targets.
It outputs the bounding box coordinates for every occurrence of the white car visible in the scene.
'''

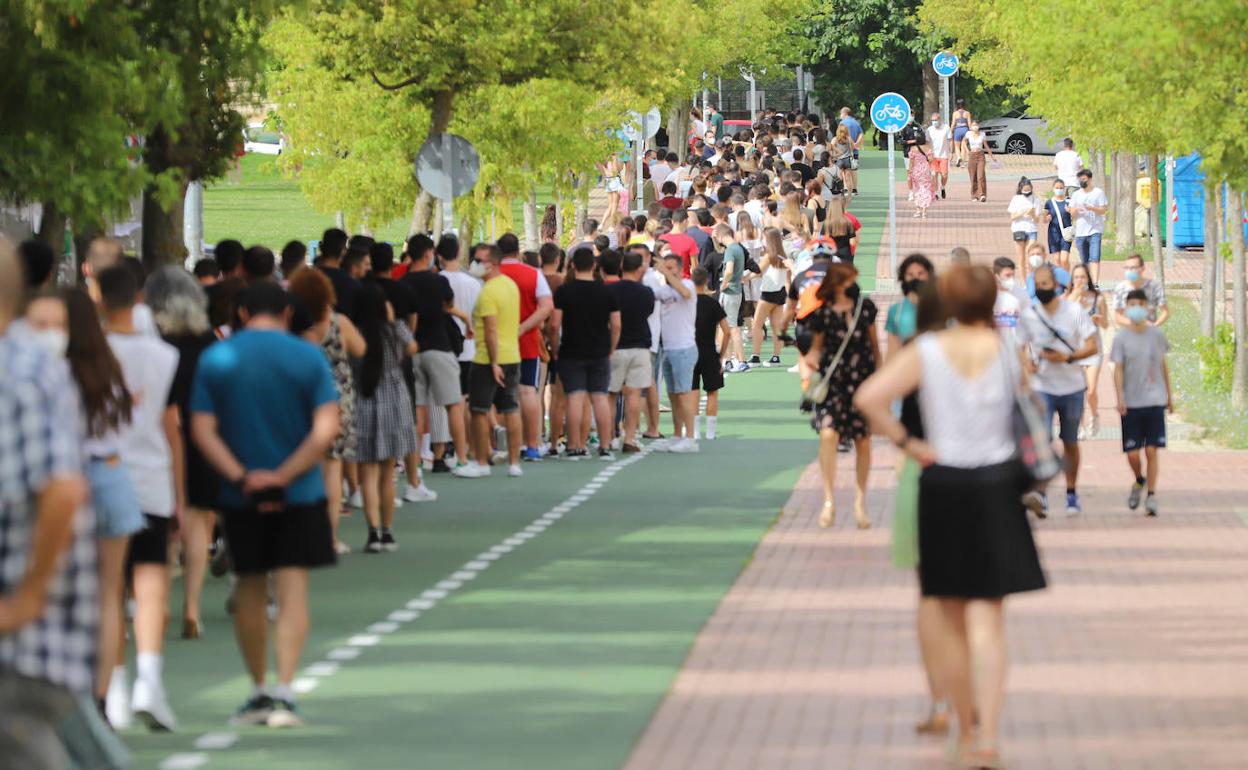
[243,124,285,155]
[978,109,1062,155]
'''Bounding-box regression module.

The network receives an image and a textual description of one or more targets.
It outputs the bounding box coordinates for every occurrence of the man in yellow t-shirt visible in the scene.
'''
[455,243,523,478]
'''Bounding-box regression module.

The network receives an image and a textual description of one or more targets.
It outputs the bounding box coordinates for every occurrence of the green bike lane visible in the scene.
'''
[128,360,815,770]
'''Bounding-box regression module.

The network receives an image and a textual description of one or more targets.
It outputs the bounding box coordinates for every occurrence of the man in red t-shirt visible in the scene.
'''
[657,181,684,211]
[657,214,699,278]
[497,233,553,461]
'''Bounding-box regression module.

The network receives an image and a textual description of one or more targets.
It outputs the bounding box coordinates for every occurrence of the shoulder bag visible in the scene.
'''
[802,294,864,405]
[1051,199,1074,242]
[1001,342,1063,489]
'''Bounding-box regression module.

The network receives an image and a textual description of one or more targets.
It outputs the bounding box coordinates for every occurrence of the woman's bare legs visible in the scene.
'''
[322,457,344,549]
[750,303,770,359]
[818,427,839,526]
[915,596,950,732]
[95,536,130,700]
[933,598,976,752]
[853,435,871,528]
[769,305,785,358]
[181,507,215,635]
[360,462,381,530]
[965,599,1007,757]
[1084,364,1102,435]
[379,462,397,531]
[1014,239,1027,267]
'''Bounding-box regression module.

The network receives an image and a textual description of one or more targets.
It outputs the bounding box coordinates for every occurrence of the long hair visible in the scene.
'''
[816,262,859,303]
[145,266,209,337]
[762,227,786,269]
[63,289,133,437]
[540,204,558,243]
[779,192,808,236]
[354,282,392,399]
[736,214,758,243]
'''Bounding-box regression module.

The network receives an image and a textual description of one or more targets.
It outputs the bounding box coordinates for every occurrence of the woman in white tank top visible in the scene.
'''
[855,265,1046,769]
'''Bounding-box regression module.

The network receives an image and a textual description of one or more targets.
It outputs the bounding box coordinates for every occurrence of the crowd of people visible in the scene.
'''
[0,102,1181,770]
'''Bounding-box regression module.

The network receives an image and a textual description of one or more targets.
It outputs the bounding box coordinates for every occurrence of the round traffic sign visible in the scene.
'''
[621,107,664,143]
[932,51,960,78]
[415,133,480,200]
[869,92,912,135]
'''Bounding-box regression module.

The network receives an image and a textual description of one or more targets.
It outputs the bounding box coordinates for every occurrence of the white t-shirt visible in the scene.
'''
[643,268,666,354]
[1016,298,1097,396]
[1008,195,1041,234]
[650,162,672,190]
[926,125,952,159]
[443,269,482,362]
[108,332,179,516]
[993,290,1022,344]
[133,303,160,337]
[1071,186,1108,236]
[1053,150,1083,187]
[653,279,697,351]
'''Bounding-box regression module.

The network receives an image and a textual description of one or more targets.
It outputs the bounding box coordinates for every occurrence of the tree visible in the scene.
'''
[0,1,155,247]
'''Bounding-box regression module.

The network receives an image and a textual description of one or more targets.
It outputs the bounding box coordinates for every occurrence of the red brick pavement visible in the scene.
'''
[623,155,1248,770]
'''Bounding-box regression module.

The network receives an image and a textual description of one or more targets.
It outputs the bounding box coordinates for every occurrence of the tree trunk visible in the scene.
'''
[1215,185,1227,326]
[1113,151,1136,255]
[1105,151,1117,234]
[36,201,65,251]
[1202,182,1220,336]
[412,89,456,236]
[554,191,564,243]
[922,63,939,126]
[573,175,587,238]
[522,183,539,250]
[1231,189,1247,409]
[141,180,189,270]
[666,105,689,163]
[1148,154,1164,285]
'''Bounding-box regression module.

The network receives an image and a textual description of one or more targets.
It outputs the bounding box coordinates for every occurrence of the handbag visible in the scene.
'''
[1001,344,1063,489]
[802,294,864,405]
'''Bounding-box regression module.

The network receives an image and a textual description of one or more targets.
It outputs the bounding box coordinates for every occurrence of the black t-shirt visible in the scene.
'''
[319,266,359,318]
[554,279,619,359]
[702,250,724,293]
[791,162,814,184]
[686,227,714,266]
[607,280,655,350]
[695,294,727,358]
[368,276,417,324]
[400,269,455,353]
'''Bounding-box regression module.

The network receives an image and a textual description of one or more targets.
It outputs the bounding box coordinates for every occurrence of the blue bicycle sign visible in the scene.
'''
[932,51,960,78]
[870,92,912,134]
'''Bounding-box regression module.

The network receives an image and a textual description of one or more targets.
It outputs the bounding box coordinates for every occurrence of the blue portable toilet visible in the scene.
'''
[1161,152,1248,248]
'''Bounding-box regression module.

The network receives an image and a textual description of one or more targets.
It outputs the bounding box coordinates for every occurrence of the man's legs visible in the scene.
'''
[233,573,269,686]
[622,387,642,445]
[504,410,523,465]
[590,391,614,449]
[445,401,468,464]
[471,411,491,465]
[565,390,588,452]
[272,568,310,692]
[1144,445,1160,492]
[519,381,541,452]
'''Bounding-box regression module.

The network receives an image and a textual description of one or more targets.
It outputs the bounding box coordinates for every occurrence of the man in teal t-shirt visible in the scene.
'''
[713,224,749,371]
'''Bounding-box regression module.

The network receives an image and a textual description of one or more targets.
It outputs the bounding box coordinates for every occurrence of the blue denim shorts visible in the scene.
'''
[661,346,698,395]
[1075,233,1102,264]
[1040,390,1086,445]
[87,458,146,539]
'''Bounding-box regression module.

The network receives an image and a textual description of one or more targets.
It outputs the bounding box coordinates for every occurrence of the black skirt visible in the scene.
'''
[918,460,1047,598]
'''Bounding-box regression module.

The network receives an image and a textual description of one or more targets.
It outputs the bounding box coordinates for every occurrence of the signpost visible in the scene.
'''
[1164,154,1176,270]
[622,107,662,215]
[415,133,481,235]
[932,51,959,131]
[870,91,913,281]
[740,68,757,122]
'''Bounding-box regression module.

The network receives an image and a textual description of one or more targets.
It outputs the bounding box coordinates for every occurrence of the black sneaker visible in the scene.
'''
[563,449,589,461]
[598,448,614,462]
[431,458,451,474]
[266,698,304,728]
[747,355,761,365]
[851,188,858,195]
[230,693,275,726]
[837,438,852,453]
[766,355,782,367]
[364,530,382,554]
[380,530,398,553]
[940,187,947,199]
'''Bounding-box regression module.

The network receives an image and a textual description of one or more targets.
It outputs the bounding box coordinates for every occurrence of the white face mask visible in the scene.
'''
[1028,254,1044,269]
[1000,277,1016,292]
[468,260,488,279]
[30,328,68,357]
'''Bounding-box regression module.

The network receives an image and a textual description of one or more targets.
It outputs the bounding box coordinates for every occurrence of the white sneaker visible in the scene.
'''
[610,436,623,451]
[787,364,800,373]
[507,464,524,478]
[452,461,490,479]
[131,677,177,732]
[649,439,671,453]
[403,484,438,502]
[105,668,131,730]
[669,438,700,453]
[348,490,363,508]
[421,456,434,471]
[490,450,508,466]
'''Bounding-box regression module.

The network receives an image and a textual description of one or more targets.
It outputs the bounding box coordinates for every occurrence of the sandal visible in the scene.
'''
[960,747,1005,769]
[854,495,870,529]
[819,500,835,528]
[915,707,950,735]
[181,618,202,640]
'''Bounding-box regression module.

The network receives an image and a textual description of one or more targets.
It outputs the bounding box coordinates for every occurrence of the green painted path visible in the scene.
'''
[848,149,890,291]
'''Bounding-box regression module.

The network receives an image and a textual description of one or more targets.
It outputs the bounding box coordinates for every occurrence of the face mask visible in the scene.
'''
[1053,188,1065,198]
[1034,287,1057,304]
[468,260,488,279]
[1124,269,1141,282]
[845,283,862,302]
[1125,305,1149,324]
[931,120,940,126]
[30,328,68,357]
[1028,254,1044,269]
[902,278,926,296]
[1022,188,1033,196]
[1000,277,1017,292]
[971,126,980,132]
[1080,179,1091,189]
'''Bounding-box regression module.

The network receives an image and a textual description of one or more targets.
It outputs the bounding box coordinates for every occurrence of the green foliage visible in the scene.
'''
[1195,322,1236,394]
[1168,299,1248,448]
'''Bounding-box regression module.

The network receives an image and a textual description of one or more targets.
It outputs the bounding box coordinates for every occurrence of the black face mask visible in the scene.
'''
[845,283,862,302]
[1079,179,1091,189]
[902,278,926,296]
[1034,287,1057,304]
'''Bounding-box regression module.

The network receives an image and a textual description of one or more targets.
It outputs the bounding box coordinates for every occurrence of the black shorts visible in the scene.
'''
[761,289,786,306]
[127,514,170,567]
[547,359,559,386]
[468,362,520,414]
[459,360,472,396]
[1121,406,1167,452]
[559,357,610,393]
[222,501,336,575]
[693,354,724,393]
[795,320,814,355]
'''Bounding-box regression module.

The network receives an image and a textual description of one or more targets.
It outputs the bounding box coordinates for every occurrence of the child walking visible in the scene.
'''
[691,267,730,440]
[1111,289,1173,516]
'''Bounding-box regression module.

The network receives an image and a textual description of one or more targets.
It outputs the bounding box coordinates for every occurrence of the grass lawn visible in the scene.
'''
[1167,297,1248,448]
[203,155,554,251]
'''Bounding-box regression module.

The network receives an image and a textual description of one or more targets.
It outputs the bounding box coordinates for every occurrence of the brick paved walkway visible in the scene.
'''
[623,155,1248,770]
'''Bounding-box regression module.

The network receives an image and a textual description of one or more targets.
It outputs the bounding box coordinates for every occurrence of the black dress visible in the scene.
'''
[166,331,220,509]
[806,298,877,438]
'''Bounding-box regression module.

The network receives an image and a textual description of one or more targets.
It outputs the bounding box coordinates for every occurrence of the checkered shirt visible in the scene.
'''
[0,330,98,694]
